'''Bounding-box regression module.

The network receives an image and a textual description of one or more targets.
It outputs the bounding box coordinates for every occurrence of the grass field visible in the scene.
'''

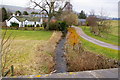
[80,37,118,60]
[2,30,62,76]
[2,30,52,40]
[80,20,119,45]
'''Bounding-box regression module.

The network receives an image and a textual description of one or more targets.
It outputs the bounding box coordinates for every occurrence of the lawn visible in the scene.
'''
[2,30,62,76]
[2,30,52,40]
[80,20,119,45]
[80,36,118,60]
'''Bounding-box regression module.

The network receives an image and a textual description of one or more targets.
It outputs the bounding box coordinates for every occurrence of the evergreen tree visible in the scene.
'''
[23,11,29,15]
[15,10,21,15]
[78,10,86,19]
[31,12,38,14]
[2,7,8,22]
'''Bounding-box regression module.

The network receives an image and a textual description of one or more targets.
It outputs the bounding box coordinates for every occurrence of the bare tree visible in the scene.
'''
[97,8,111,37]
[86,9,111,37]
[86,10,98,34]
[30,0,69,29]
[0,28,15,77]
[61,11,78,26]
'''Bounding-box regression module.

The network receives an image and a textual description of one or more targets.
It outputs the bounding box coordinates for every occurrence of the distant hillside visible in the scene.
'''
[0,5,40,13]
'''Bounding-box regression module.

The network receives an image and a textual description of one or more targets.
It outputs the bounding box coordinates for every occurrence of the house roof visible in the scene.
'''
[7,16,21,22]
[7,16,41,22]
[17,16,41,22]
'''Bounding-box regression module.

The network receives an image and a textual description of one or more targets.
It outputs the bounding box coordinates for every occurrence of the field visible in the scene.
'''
[2,30,52,40]
[2,30,62,76]
[80,20,119,45]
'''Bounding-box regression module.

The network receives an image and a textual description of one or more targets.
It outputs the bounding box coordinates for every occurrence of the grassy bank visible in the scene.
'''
[80,20,119,45]
[2,30,62,76]
[80,37,118,60]
[65,27,118,72]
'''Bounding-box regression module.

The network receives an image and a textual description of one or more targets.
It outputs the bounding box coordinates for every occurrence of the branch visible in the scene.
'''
[61,2,68,10]
[45,0,50,8]
[30,0,49,15]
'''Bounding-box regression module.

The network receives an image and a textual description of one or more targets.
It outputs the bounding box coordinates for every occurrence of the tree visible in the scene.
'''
[7,11,13,17]
[31,12,38,14]
[2,7,8,22]
[30,0,69,30]
[61,11,78,27]
[1,29,15,77]
[86,9,111,37]
[23,11,29,15]
[97,9,111,37]
[78,10,86,19]
[15,10,21,15]
[86,16,98,34]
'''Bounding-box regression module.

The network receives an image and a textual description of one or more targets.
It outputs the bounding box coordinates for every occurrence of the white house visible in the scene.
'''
[6,16,22,27]
[6,15,43,27]
[22,19,42,27]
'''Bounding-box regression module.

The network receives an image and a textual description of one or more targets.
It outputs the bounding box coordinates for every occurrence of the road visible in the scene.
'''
[73,26,120,50]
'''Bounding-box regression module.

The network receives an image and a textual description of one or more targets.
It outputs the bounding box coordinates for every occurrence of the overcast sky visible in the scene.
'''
[0,0,119,18]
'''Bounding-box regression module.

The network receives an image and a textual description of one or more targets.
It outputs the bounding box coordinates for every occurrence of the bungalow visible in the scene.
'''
[6,14,43,27]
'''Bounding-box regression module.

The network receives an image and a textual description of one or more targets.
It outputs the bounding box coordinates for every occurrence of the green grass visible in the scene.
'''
[2,30,53,40]
[80,25,119,45]
[110,20,119,36]
[80,37,118,60]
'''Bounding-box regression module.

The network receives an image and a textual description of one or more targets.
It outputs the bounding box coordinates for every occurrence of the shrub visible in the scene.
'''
[10,22,19,27]
[58,21,68,32]
[48,21,68,32]
[6,27,19,30]
[36,24,40,27]
[27,25,34,27]
[34,27,44,31]
[48,22,59,30]
[42,22,47,29]
[25,25,27,27]
[19,27,25,30]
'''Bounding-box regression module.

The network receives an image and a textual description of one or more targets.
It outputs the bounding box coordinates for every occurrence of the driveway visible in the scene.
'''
[73,26,120,50]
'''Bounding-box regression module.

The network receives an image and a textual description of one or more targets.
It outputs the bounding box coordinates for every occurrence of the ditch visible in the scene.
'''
[55,36,67,73]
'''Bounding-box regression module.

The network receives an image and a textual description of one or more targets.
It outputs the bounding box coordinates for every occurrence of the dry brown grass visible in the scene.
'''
[4,31,62,76]
[65,27,118,72]
[65,41,119,72]
[66,49,118,72]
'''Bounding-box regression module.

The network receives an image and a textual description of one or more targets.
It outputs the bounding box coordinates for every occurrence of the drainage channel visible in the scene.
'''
[55,37,67,73]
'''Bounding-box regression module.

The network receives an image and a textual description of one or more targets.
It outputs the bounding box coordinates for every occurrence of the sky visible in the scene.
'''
[0,0,119,18]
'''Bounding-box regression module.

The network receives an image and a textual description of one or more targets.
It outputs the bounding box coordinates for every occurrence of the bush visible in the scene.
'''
[36,24,40,27]
[34,27,44,31]
[58,21,68,32]
[18,27,25,30]
[42,22,47,29]
[49,22,59,30]
[48,21,68,32]
[27,25,34,27]
[10,22,19,27]
[18,27,34,31]
[6,27,18,30]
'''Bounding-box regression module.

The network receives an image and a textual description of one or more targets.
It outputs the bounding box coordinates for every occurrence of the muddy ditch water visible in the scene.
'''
[55,37,67,73]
